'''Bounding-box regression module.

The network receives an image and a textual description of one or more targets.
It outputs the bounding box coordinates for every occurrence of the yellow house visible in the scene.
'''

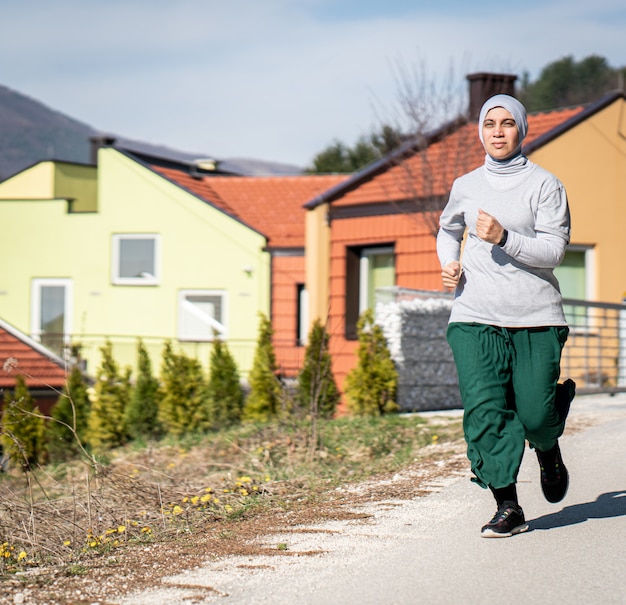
[0,148,270,375]
[525,92,626,304]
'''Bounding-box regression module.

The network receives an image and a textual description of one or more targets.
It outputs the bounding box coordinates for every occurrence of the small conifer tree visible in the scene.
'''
[297,319,339,419]
[207,338,244,429]
[344,309,399,416]
[159,341,210,437]
[85,341,131,451]
[125,339,162,440]
[47,365,91,461]
[1,375,46,469]
[242,313,282,422]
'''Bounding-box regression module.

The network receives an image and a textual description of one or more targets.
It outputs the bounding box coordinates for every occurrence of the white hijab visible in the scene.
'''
[478,94,531,177]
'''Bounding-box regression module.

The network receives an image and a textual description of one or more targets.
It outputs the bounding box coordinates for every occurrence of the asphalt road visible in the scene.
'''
[122,393,626,605]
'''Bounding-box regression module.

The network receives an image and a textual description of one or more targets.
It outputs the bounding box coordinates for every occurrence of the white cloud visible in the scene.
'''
[1,0,624,166]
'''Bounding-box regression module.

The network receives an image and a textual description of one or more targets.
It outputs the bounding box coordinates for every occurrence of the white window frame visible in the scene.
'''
[297,284,309,346]
[178,289,228,342]
[30,278,73,346]
[112,234,161,286]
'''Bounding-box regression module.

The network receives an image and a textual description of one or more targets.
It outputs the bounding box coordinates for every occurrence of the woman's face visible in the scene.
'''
[481,106,520,160]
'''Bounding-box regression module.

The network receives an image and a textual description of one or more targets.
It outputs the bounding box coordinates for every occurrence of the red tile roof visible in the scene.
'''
[332,105,585,207]
[0,320,68,389]
[152,168,347,248]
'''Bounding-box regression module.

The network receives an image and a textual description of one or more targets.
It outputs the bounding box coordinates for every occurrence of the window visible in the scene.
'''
[31,278,72,355]
[296,284,308,346]
[178,290,227,341]
[554,246,594,326]
[112,234,160,285]
[345,245,395,339]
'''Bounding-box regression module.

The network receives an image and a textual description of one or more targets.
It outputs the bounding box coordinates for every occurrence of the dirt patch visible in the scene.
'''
[1,446,468,605]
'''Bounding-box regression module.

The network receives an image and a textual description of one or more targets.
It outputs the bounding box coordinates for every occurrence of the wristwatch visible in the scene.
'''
[498,229,508,247]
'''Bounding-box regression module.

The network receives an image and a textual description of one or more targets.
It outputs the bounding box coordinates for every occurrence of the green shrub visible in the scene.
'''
[85,341,131,451]
[207,339,244,429]
[1,375,46,469]
[47,365,91,461]
[297,319,339,419]
[125,339,162,440]
[242,313,282,422]
[158,341,210,437]
[344,309,399,416]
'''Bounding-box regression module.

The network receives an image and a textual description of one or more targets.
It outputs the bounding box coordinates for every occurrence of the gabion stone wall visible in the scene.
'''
[376,296,461,412]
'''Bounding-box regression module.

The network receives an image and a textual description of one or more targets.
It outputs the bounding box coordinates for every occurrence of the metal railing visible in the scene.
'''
[376,288,626,397]
[561,298,626,394]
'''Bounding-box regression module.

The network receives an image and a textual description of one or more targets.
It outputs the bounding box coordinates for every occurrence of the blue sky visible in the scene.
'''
[2,0,624,167]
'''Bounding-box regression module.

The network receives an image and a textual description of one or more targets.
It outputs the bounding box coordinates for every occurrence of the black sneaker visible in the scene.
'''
[556,379,576,425]
[536,441,569,503]
[481,501,529,538]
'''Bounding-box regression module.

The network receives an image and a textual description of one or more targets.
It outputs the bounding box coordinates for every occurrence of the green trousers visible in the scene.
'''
[447,322,569,490]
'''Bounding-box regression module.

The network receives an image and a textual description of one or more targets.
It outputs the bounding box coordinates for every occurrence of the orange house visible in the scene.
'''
[143,154,347,375]
[305,73,625,392]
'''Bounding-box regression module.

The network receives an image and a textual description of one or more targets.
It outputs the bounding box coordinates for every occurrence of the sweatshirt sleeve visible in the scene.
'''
[500,178,570,268]
[436,182,466,267]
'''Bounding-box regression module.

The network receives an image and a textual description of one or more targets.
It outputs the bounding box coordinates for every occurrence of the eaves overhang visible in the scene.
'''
[523,90,625,155]
[303,116,467,210]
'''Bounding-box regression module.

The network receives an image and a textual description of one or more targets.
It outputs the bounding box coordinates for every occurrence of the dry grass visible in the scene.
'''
[0,413,464,604]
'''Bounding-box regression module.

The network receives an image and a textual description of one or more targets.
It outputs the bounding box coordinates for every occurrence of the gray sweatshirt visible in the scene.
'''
[436,161,570,327]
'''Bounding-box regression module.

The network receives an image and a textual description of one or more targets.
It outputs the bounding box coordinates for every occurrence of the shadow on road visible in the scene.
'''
[529,490,626,531]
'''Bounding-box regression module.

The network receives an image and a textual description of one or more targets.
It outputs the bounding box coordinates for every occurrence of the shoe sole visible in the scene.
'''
[481,523,529,538]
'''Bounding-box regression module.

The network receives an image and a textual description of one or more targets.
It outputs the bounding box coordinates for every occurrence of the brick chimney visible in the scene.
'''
[467,73,518,121]
[89,135,117,165]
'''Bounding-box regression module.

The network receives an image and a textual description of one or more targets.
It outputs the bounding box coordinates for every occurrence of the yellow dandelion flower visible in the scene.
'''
[63,540,71,546]
[89,541,98,548]
[17,551,27,561]
[265,475,270,482]
[105,528,116,535]
[222,488,230,493]
[213,497,220,504]
[224,505,233,512]
[191,496,200,505]
[432,435,439,443]
[182,496,189,503]
[204,487,213,493]
[200,494,212,503]
[141,527,152,534]
[131,521,138,527]
[167,462,176,469]
[172,505,184,516]
[117,525,126,534]
[252,485,258,491]
[240,489,249,497]
[238,476,252,483]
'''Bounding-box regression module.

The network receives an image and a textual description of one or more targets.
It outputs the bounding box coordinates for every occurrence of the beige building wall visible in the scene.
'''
[305,201,331,325]
[530,97,626,304]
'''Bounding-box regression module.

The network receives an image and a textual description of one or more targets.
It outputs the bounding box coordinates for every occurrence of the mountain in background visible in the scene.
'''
[0,84,303,180]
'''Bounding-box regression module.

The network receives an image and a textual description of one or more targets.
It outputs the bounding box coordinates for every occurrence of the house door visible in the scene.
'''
[31,278,73,355]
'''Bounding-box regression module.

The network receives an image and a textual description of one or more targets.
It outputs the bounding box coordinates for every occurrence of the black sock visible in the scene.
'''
[490,484,518,507]
[537,441,559,461]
